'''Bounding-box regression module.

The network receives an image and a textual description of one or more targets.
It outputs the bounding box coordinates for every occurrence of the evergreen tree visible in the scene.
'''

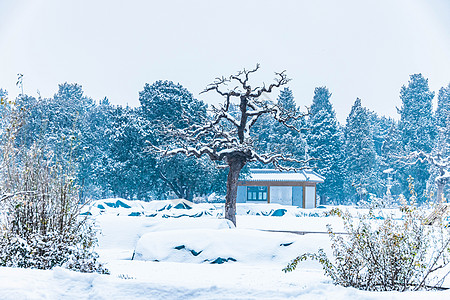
[399,74,436,152]
[369,114,396,157]
[105,106,154,200]
[343,98,379,203]
[251,112,274,156]
[139,80,221,201]
[139,80,206,130]
[251,88,306,168]
[367,114,398,197]
[307,87,344,203]
[272,88,306,166]
[277,87,297,111]
[427,117,450,201]
[380,122,403,196]
[398,74,437,201]
[436,83,450,128]
[14,83,97,200]
[81,97,116,199]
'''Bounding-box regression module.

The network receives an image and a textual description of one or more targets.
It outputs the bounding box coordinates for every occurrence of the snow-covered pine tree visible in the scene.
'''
[370,115,396,158]
[83,97,116,199]
[380,122,403,196]
[307,87,344,204]
[436,83,450,128]
[427,118,450,202]
[277,87,295,110]
[429,83,450,201]
[104,105,155,200]
[343,98,380,203]
[251,110,275,157]
[15,83,98,200]
[140,80,221,201]
[368,114,398,197]
[398,74,437,202]
[268,88,306,167]
[279,87,306,153]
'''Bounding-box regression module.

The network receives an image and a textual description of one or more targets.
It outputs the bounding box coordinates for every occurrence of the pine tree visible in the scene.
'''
[277,87,297,111]
[251,111,275,157]
[398,74,437,201]
[139,80,206,130]
[14,83,97,200]
[367,114,398,197]
[109,106,156,200]
[139,80,220,201]
[436,83,450,128]
[343,98,379,203]
[380,122,403,196]
[81,97,116,199]
[272,88,306,166]
[307,87,344,204]
[251,88,306,168]
[370,114,396,157]
[427,117,450,201]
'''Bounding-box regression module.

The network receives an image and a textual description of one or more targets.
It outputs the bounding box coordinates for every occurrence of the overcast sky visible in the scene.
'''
[1,0,450,123]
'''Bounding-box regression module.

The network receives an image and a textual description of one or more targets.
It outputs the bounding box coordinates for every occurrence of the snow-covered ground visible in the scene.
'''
[1,198,450,299]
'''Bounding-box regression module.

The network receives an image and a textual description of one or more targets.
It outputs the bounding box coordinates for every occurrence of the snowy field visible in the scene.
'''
[1,199,450,299]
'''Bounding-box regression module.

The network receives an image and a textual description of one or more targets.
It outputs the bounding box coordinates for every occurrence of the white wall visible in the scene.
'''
[305,186,316,209]
[270,186,292,205]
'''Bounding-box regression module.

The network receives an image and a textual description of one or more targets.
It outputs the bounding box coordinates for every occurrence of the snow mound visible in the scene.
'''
[82,198,148,216]
[82,198,338,220]
[83,198,221,218]
[142,218,234,233]
[236,203,328,217]
[133,228,329,264]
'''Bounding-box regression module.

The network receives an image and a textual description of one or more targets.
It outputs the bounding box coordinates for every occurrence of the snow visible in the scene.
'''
[134,228,332,265]
[244,169,325,183]
[383,168,395,174]
[2,199,450,299]
[437,169,450,181]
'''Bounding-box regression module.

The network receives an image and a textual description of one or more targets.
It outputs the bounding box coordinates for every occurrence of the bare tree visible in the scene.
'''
[154,65,309,225]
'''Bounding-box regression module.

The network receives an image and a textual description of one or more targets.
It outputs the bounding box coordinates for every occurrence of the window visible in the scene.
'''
[247,186,268,201]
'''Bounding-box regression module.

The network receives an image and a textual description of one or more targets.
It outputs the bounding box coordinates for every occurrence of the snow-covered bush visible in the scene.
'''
[0,100,108,274]
[284,202,450,291]
[358,193,395,209]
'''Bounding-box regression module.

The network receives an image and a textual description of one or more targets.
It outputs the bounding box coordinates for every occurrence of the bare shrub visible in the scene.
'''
[0,98,108,273]
[284,201,450,291]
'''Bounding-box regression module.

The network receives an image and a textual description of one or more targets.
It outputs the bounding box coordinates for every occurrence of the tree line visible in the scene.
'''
[0,72,448,204]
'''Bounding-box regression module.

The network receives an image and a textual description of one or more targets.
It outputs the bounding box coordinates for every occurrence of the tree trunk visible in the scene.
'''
[186,187,194,202]
[437,180,445,203]
[225,155,245,226]
[320,194,326,206]
[436,167,448,203]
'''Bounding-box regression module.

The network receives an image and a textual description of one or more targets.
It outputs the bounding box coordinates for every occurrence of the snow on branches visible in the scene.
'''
[152,65,310,225]
[401,150,450,202]
[153,64,309,171]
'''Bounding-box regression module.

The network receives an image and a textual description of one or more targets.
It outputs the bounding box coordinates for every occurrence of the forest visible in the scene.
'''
[1,72,449,205]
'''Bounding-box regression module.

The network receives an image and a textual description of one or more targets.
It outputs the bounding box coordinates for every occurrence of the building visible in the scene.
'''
[237,169,325,208]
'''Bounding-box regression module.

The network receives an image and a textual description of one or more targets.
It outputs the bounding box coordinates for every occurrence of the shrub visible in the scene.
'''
[0,100,108,274]
[283,203,450,291]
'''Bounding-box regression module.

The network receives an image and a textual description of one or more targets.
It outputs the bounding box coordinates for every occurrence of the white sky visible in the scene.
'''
[1,0,450,123]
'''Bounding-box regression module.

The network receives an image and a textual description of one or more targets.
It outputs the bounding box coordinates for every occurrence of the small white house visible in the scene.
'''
[237,169,325,208]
